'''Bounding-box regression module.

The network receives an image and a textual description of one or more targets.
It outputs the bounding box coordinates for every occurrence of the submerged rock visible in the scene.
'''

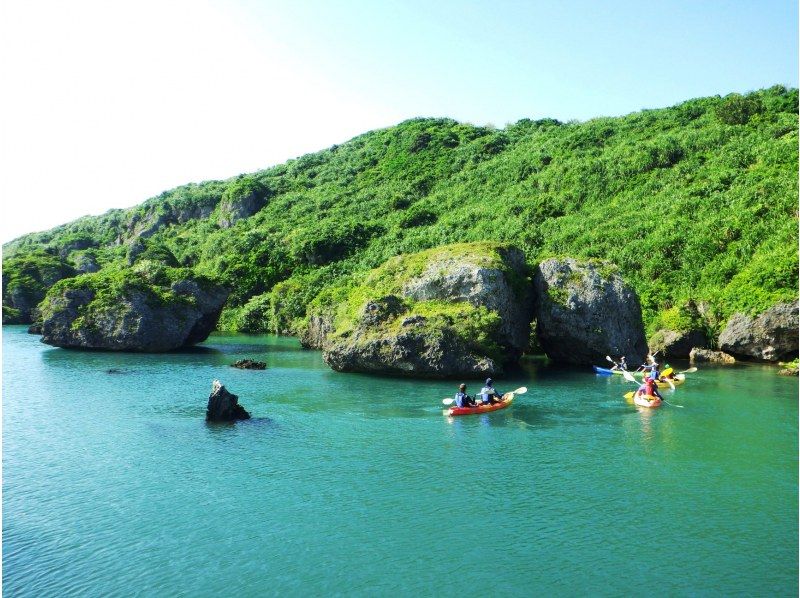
[533,258,647,366]
[206,380,251,422]
[39,264,228,352]
[689,348,735,364]
[718,302,799,362]
[231,359,267,370]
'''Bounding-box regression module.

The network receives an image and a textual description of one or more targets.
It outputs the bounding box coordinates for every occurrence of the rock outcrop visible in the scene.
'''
[649,328,708,358]
[323,307,499,378]
[718,302,799,362]
[311,242,532,377]
[299,314,334,349]
[39,265,228,351]
[206,380,251,421]
[2,252,77,324]
[533,258,647,365]
[690,348,735,364]
[231,359,267,370]
[217,177,270,228]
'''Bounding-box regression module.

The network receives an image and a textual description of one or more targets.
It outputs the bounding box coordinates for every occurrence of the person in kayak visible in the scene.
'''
[610,356,628,371]
[480,378,504,405]
[454,384,477,408]
[635,374,663,401]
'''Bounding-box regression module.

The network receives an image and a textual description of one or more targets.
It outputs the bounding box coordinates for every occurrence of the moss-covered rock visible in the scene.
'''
[305,242,532,377]
[39,262,228,351]
[533,257,648,365]
[2,250,77,323]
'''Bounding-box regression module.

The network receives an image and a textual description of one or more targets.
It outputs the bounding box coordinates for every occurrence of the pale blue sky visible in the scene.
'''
[1,0,797,242]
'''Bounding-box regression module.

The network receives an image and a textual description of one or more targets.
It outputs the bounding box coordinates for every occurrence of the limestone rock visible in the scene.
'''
[533,258,647,365]
[206,380,251,422]
[690,348,735,364]
[718,302,799,362]
[401,246,532,353]
[315,243,532,377]
[323,325,499,378]
[299,314,334,349]
[649,328,708,358]
[40,268,228,351]
[231,359,267,370]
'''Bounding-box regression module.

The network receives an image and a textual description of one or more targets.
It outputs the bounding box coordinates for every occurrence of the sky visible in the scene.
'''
[0,0,797,243]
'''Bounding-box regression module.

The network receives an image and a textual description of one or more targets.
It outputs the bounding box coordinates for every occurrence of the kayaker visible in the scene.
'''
[636,374,663,401]
[480,378,503,405]
[610,356,628,371]
[454,383,477,408]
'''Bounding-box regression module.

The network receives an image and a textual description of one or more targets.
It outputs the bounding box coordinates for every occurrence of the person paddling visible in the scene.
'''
[480,378,504,405]
[610,356,628,372]
[454,383,477,408]
[635,373,663,402]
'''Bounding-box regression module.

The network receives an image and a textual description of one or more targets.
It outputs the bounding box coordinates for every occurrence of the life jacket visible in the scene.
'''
[454,392,468,407]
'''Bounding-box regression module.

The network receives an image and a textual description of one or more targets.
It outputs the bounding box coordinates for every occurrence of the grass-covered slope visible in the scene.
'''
[3,86,797,337]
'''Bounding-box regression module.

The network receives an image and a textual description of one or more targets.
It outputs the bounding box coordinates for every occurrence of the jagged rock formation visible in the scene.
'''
[231,359,267,370]
[532,258,648,365]
[649,328,708,358]
[310,243,532,377]
[690,348,735,364]
[718,302,799,362]
[39,265,228,351]
[206,380,251,421]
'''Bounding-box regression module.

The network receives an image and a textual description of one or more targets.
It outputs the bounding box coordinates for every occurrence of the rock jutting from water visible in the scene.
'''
[532,258,648,366]
[206,380,251,422]
[718,302,799,362]
[231,359,267,370]
[307,242,533,378]
[690,348,736,364]
[39,263,229,352]
[649,328,708,359]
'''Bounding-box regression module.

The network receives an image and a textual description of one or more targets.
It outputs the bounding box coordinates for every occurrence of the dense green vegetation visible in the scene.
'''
[3,87,798,340]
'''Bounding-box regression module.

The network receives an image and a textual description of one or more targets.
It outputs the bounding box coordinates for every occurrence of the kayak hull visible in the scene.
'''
[593,366,626,376]
[633,394,662,408]
[650,374,686,388]
[448,393,514,416]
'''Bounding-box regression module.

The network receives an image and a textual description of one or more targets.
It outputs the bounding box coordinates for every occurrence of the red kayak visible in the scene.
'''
[448,393,514,416]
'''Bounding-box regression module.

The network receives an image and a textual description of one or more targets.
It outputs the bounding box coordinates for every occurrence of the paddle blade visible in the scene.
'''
[680,367,698,374]
[512,386,528,395]
[605,355,614,362]
[442,398,454,406]
[666,379,675,390]
[624,391,635,400]
[622,370,638,383]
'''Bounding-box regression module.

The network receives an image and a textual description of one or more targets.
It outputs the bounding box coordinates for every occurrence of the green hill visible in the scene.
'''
[3,86,797,342]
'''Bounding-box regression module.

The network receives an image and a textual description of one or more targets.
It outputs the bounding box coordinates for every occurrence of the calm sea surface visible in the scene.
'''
[3,326,797,596]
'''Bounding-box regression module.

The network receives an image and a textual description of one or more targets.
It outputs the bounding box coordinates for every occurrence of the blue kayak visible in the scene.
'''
[593,366,626,376]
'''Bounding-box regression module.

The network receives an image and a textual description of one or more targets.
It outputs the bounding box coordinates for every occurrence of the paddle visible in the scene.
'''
[679,367,698,374]
[442,386,528,406]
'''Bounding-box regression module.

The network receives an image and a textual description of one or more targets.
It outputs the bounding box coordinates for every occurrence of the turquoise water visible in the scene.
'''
[3,326,797,596]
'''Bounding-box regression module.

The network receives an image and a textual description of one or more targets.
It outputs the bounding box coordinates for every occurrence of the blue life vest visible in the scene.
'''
[454,392,468,407]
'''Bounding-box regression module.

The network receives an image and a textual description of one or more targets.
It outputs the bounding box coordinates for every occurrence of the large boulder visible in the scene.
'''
[718,302,799,361]
[308,242,532,377]
[690,348,735,364]
[39,263,228,351]
[206,380,251,421]
[649,328,708,358]
[533,258,647,365]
